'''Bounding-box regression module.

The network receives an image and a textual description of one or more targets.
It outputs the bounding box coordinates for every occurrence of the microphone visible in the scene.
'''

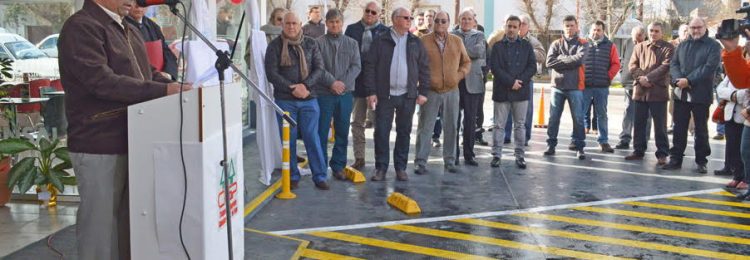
[135,0,180,7]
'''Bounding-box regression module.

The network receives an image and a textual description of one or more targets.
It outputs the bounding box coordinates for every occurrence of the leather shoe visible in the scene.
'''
[491,157,501,167]
[350,158,365,170]
[727,180,742,188]
[661,160,681,170]
[614,142,630,149]
[543,146,555,156]
[395,170,408,181]
[624,153,644,160]
[697,164,707,174]
[371,170,386,181]
[713,134,725,140]
[568,143,577,151]
[414,165,429,175]
[657,157,668,166]
[600,143,614,153]
[445,164,458,173]
[332,170,346,181]
[738,182,749,189]
[714,168,733,176]
[736,191,750,200]
[576,150,586,160]
[290,180,299,190]
[314,181,330,190]
[464,159,478,166]
[515,157,527,169]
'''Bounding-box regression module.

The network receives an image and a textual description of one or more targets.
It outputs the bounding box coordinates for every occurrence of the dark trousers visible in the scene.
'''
[740,126,750,183]
[374,94,417,171]
[724,121,745,180]
[670,100,711,164]
[459,81,482,160]
[476,92,486,132]
[504,80,534,143]
[633,101,669,158]
[433,110,442,139]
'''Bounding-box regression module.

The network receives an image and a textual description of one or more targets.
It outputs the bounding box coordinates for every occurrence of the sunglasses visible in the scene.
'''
[397,16,414,21]
[276,17,283,21]
[434,19,448,24]
[365,9,378,15]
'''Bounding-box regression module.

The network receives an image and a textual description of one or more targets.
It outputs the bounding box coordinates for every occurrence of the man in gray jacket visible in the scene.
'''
[664,17,721,173]
[544,15,588,160]
[453,8,486,166]
[316,9,361,180]
[615,25,649,149]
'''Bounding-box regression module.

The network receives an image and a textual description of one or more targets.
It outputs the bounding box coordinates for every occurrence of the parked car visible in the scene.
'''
[36,34,58,58]
[0,33,58,79]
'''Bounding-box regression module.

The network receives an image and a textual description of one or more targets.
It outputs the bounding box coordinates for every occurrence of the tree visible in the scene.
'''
[520,0,558,51]
[580,0,635,37]
[380,0,394,25]
[409,0,422,14]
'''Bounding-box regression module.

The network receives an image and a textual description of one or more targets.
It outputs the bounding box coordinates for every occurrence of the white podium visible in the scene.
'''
[128,85,245,259]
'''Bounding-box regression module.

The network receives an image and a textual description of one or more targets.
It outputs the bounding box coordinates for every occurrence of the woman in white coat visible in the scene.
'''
[716,76,748,190]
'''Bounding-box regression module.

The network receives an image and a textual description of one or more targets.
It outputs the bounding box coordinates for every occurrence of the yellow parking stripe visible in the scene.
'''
[623,201,750,219]
[300,249,364,260]
[382,224,631,260]
[574,206,750,231]
[516,213,750,246]
[454,218,749,259]
[307,231,495,260]
[712,191,740,197]
[670,196,750,209]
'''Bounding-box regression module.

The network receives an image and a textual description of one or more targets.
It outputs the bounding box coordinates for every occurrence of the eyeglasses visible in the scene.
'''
[397,16,414,21]
[276,17,283,22]
[689,26,704,30]
[365,9,378,15]
[434,19,448,24]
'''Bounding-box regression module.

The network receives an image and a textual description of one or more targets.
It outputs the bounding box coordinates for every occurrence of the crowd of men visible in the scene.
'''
[257,2,746,193]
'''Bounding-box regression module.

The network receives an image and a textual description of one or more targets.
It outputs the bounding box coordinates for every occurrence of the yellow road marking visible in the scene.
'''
[517,213,750,246]
[307,231,495,260]
[244,179,282,217]
[623,201,750,219]
[712,191,740,197]
[244,228,310,260]
[382,224,631,260]
[574,206,750,231]
[670,196,750,209]
[453,218,749,260]
[300,249,364,260]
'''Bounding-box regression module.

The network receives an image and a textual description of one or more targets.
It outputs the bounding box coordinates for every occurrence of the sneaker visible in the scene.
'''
[433,138,442,148]
[576,150,586,160]
[491,157,501,168]
[414,165,429,175]
[515,157,527,169]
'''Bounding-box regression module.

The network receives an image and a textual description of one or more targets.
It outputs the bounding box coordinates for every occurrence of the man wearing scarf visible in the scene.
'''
[344,1,389,170]
[316,9,361,180]
[265,12,329,190]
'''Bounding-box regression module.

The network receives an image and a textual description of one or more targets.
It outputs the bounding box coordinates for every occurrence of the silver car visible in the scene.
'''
[36,34,59,58]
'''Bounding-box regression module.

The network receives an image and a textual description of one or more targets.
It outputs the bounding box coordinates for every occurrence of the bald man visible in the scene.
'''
[664,17,721,173]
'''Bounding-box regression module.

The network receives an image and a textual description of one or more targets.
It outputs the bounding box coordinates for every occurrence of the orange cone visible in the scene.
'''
[534,86,548,128]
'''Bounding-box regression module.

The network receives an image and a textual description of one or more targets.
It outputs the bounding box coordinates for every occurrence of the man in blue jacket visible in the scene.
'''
[664,17,721,173]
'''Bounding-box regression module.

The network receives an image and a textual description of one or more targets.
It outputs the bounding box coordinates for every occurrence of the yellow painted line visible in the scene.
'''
[574,206,750,231]
[670,196,750,209]
[712,190,739,197]
[517,213,750,246]
[454,218,749,260]
[623,201,750,219]
[244,178,282,217]
[244,228,311,260]
[383,224,631,260]
[300,249,364,260]
[307,231,495,260]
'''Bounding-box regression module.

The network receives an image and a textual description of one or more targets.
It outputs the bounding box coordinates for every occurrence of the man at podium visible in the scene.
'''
[58,0,192,259]
[265,12,330,190]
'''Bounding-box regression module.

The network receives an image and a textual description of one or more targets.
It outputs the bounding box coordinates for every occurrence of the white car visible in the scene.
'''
[0,33,59,79]
[36,34,59,58]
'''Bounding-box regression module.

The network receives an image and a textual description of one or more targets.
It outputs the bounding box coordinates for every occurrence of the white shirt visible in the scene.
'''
[97,3,124,29]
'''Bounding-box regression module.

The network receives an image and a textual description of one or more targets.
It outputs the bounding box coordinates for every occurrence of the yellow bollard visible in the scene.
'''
[276,112,296,200]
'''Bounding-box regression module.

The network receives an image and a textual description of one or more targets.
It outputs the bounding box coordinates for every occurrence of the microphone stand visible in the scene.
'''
[168,4,296,260]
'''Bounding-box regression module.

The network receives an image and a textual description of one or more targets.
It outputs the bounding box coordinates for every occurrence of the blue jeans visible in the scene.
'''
[504,80,534,144]
[741,126,750,184]
[317,93,354,173]
[276,99,327,183]
[582,87,610,144]
[547,88,585,150]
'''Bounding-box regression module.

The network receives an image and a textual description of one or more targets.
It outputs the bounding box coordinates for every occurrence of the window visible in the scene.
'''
[0,47,10,60]
[39,36,57,50]
[4,41,46,60]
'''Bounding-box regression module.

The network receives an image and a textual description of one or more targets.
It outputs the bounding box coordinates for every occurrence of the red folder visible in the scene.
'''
[144,40,164,71]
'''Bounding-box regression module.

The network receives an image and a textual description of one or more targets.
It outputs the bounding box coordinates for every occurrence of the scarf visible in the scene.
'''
[281,32,308,80]
[361,20,380,53]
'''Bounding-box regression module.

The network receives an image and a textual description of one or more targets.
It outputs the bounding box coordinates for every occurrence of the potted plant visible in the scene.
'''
[0,58,13,206]
[0,137,75,207]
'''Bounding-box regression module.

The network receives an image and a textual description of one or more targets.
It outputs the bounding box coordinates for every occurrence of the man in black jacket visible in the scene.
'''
[125,5,178,80]
[265,12,329,190]
[489,15,536,169]
[664,17,721,173]
[364,7,430,181]
[344,1,389,170]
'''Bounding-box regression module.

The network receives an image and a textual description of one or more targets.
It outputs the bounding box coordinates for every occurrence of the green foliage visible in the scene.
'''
[0,137,74,194]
